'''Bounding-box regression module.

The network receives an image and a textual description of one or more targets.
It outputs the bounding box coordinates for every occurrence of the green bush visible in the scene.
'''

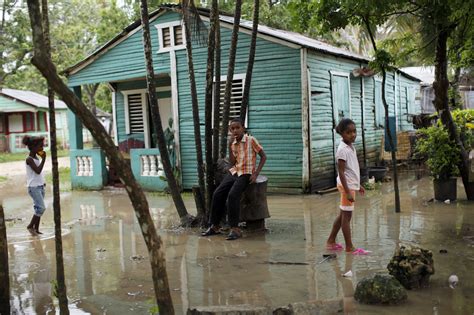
[415,126,460,179]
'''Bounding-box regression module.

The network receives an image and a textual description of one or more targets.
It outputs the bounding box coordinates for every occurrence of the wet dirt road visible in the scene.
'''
[1,172,473,314]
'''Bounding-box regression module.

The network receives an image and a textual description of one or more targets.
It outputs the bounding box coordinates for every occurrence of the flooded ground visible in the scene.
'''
[1,171,473,314]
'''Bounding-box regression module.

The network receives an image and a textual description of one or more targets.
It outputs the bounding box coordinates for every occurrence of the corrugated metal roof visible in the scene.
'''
[400,66,435,85]
[218,15,369,62]
[0,88,68,110]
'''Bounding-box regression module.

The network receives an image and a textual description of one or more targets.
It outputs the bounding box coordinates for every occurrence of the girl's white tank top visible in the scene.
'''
[26,157,45,187]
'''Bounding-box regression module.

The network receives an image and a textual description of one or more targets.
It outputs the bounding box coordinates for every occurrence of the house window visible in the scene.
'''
[156,22,185,52]
[330,72,351,121]
[374,80,384,128]
[24,112,35,132]
[214,74,247,127]
[126,93,145,134]
[405,86,415,122]
[37,112,47,131]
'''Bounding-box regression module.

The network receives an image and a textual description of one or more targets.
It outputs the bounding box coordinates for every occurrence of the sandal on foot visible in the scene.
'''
[225,230,242,241]
[201,227,221,237]
[326,243,344,250]
[352,248,371,255]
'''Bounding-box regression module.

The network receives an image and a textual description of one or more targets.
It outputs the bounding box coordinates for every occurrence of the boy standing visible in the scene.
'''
[202,118,267,240]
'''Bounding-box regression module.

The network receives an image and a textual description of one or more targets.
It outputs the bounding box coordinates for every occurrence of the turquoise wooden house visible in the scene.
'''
[64,5,420,192]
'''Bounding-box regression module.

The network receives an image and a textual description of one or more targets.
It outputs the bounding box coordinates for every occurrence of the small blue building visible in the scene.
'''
[64,5,420,192]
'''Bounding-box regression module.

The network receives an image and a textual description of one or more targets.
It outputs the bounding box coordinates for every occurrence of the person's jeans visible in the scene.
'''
[209,173,250,228]
[28,185,46,217]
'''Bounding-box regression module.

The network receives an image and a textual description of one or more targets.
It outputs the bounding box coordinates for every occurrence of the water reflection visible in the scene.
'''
[2,175,474,314]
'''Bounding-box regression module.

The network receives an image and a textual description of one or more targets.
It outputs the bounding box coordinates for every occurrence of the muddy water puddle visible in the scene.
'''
[1,175,474,314]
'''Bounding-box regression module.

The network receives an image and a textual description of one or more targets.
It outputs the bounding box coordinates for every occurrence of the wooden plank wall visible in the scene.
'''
[307,51,420,191]
[175,17,303,192]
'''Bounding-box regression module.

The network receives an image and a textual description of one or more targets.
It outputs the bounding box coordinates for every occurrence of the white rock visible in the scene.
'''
[444,199,451,204]
[342,270,353,277]
[448,274,458,288]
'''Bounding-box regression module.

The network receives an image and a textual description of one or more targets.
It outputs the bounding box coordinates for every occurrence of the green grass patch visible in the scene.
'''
[45,167,71,191]
[0,176,7,183]
[0,149,69,163]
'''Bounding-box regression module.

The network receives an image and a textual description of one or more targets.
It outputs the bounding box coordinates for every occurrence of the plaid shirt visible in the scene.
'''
[229,134,263,176]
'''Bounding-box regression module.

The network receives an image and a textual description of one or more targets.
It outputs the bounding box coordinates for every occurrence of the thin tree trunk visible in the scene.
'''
[382,70,401,213]
[0,205,10,315]
[204,0,218,217]
[40,0,69,312]
[239,0,259,123]
[212,14,221,166]
[433,29,474,200]
[182,0,206,219]
[84,83,99,116]
[219,0,242,158]
[364,17,401,213]
[27,0,175,312]
[139,0,193,223]
[450,66,461,109]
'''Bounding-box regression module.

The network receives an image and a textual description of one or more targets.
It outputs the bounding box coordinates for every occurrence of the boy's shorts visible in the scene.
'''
[337,184,355,211]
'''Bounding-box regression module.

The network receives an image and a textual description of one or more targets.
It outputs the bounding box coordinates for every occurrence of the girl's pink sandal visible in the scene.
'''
[352,248,371,255]
[326,243,344,250]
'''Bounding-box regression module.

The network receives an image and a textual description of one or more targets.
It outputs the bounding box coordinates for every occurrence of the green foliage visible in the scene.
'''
[415,126,461,179]
[45,167,72,191]
[0,1,32,84]
[2,0,131,114]
[0,176,7,183]
[369,49,395,73]
[451,109,474,149]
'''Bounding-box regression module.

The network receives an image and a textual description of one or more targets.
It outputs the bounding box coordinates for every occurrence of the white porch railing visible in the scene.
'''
[140,154,164,177]
[76,156,94,176]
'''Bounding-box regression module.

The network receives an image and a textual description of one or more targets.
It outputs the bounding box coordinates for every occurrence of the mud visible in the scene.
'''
[1,172,473,314]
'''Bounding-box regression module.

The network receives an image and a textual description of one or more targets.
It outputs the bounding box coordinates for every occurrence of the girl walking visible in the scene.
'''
[23,136,47,236]
[326,119,366,254]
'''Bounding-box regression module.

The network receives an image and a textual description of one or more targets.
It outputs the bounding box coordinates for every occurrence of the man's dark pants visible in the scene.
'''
[209,173,250,228]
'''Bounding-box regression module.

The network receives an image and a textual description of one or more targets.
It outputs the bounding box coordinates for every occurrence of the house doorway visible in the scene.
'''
[148,96,172,148]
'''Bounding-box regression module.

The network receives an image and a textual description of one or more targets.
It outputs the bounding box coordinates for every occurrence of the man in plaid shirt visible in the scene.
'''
[202,118,267,240]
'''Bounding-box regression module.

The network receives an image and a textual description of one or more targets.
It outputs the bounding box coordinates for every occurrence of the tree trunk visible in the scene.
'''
[364,17,401,212]
[219,0,242,158]
[182,0,206,220]
[433,29,474,200]
[27,0,175,312]
[450,66,461,109]
[239,0,259,123]
[0,205,10,315]
[40,0,69,312]
[382,70,401,213]
[138,1,193,223]
[212,13,221,166]
[204,0,219,219]
[84,83,99,116]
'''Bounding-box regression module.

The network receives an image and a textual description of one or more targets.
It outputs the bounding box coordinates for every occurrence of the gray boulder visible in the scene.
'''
[354,274,407,305]
[387,245,435,289]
